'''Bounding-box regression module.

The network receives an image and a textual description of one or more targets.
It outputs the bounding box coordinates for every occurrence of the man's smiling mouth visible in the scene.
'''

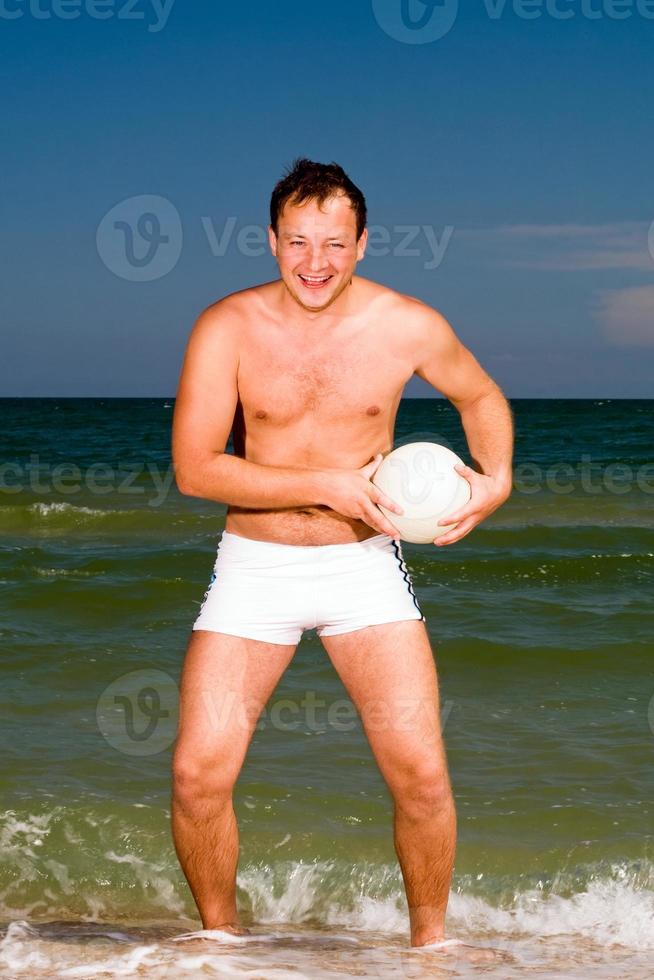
[298,274,333,289]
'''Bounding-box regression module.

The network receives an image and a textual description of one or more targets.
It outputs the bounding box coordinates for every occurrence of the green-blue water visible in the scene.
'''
[1,397,652,978]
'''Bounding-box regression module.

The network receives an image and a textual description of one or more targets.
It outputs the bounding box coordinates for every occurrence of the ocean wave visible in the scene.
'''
[1,497,652,538]
[0,502,139,526]
[0,501,221,536]
[1,809,652,950]
[244,858,654,950]
[34,567,96,578]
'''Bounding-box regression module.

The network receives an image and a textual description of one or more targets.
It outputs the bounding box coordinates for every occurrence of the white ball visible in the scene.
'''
[372,442,471,544]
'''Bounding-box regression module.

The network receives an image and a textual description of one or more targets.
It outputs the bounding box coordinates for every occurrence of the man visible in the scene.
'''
[171,159,513,952]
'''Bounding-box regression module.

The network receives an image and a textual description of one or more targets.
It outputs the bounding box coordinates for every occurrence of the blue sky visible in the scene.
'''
[2,0,653,397]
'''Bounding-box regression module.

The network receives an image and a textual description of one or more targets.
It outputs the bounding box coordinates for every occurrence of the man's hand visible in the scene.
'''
[434,463,512,546]
[318,454,405,539]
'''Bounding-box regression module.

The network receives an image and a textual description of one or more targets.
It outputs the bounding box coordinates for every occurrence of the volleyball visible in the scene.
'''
[372,442,471,544]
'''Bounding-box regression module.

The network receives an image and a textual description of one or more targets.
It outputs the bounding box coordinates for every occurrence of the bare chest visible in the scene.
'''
[237,324,412,427]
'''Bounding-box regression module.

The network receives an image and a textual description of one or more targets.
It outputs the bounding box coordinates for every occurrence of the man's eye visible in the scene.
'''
[329,243,345,249]
[291,241,305,246]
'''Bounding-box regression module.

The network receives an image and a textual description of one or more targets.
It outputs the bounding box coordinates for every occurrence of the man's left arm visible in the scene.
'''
[412,304,514,546]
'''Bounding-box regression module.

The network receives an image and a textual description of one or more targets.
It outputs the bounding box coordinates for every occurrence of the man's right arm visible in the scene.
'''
[171,302,327,508]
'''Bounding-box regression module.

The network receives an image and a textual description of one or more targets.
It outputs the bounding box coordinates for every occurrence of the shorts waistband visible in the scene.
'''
[218,529,393,561]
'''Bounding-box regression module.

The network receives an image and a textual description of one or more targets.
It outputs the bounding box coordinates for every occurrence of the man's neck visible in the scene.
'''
[276,276,361,328]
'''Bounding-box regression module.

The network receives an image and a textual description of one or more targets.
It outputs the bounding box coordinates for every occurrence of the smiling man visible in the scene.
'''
[170,158,513,953]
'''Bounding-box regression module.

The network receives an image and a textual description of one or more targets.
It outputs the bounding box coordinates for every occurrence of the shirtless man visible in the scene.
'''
[170,159,513,951]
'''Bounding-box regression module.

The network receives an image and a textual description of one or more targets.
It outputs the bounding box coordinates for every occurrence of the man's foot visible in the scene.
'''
[172,923,252,942]
[412,938,504,963]
[208,922,251,936]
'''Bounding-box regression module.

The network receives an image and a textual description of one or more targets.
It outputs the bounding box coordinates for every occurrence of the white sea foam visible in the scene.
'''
[238,859,654,951]
[2,814,653,961]
[35,566,95,577]
[30,502,105,518]
[102,850,185,916]
[447,873,654,950]
[1,828,652,952]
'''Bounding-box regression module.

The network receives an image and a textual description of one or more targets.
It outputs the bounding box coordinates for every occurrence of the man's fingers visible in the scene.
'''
[361,453,384,477]
[435,518,476,546]
[437,506,476,526]
[365,503,402,540]
[371,488,404,515]
[441,464,476,524]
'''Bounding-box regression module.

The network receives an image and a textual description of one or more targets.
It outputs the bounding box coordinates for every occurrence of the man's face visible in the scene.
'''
[269,193,367,313]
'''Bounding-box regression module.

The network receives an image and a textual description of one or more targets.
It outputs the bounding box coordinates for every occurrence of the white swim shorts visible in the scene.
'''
[192,530,426,645]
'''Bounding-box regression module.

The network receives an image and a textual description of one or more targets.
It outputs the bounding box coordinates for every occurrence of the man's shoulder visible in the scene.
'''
[195,281,277,329]
[356,277,447,327]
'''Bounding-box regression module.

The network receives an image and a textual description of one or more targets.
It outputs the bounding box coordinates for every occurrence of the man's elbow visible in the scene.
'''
[173,461,201,497]
[450,378,501,413]
[175,471,197,496]
[174,452,226,498]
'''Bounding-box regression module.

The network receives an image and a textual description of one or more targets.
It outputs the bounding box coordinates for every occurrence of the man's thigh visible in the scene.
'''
[319,620,448,789]
[174,630,297,782]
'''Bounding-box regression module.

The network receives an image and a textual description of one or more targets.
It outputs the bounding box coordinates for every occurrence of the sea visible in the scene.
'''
[1,397,652,979]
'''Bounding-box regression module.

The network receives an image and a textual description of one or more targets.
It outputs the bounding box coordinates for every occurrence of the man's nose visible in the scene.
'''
[306,247,327,271]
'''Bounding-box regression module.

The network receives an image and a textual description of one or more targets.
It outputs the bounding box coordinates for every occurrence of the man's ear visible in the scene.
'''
[356,227,368,261]
[268,225,278,257]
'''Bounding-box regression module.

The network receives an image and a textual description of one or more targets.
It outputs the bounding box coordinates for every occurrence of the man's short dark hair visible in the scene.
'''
[270,158,367,241]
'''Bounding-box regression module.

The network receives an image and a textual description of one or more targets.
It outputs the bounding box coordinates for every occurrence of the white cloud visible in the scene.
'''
[594,285,654,347]
[458,221,654,272]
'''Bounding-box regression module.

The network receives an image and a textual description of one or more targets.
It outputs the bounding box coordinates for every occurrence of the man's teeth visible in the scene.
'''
[299,275,331,283]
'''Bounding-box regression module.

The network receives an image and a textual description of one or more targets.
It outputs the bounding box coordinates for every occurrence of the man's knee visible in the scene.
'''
[172,744,241,808]
[390,760,452,817]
